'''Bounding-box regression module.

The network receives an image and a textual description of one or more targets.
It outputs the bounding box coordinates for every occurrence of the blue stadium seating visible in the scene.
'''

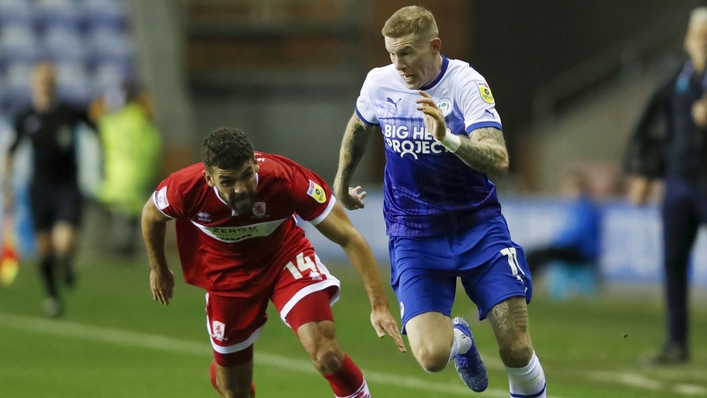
[88,26,133,64]
[55,61,92,104]
[0,0,135,112]
[35,0,80,29]
[42,25,89,63]
[93,61,131,92]
[0,24,39,63]
[4,62,32,108]
[80,0,128,30]
[0,0,33,25]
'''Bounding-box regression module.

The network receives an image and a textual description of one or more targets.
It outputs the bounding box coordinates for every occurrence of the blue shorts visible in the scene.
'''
[389,216,532,333]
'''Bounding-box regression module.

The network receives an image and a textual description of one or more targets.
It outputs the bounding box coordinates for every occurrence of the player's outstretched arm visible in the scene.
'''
[333,113,378,210]
[417,91,509,178]
[314,202,406,353]
[141,197,175,305]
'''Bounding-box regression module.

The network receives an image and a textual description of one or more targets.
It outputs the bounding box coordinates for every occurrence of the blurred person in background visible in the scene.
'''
[92,81,161,257]
[624,7,707,364]
[526,169,602,278]
[3,62,98,317]
[334,6,545,397]
[142,128,404,398]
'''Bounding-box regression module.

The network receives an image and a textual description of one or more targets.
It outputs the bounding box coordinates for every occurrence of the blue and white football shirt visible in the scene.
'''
[356,56,503,237]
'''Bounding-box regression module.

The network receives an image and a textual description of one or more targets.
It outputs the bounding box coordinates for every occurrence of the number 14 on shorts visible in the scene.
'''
[284,252,322,280]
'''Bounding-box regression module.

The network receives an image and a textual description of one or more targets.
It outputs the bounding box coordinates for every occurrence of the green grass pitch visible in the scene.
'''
[1,252,706,397]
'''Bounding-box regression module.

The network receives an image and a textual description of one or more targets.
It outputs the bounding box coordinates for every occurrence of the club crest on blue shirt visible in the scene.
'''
[307,180,326,203]
[437,97,453,116]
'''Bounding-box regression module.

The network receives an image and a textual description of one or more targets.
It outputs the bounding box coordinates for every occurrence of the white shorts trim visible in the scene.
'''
[205,292,265,354]
[205,316,264,354]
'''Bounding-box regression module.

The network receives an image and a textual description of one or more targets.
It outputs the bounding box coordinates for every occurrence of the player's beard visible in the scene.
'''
[229,195,255,215]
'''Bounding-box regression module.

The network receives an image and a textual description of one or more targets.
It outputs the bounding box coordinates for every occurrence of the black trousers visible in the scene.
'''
[661,177,707,347]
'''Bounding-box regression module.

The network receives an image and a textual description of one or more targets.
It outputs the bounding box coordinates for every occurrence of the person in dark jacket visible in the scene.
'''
[624,7,707,364]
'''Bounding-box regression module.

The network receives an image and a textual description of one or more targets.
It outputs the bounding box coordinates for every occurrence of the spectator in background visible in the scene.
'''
[525,169,602,278]
[624,7,707,364]
[3,62,98,318]
[92,82,161,257]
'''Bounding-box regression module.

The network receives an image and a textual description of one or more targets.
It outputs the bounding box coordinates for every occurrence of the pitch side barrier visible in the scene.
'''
[302,190,707,287]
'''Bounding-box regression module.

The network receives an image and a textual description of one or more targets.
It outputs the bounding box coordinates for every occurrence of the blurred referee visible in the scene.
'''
[3,62,97,318]
[624,7,707,364]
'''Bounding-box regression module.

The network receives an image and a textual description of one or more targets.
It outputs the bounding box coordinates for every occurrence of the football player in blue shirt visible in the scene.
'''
[334,5,547,397]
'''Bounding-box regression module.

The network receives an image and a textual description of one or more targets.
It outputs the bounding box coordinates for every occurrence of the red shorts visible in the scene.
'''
[206,249,340,366]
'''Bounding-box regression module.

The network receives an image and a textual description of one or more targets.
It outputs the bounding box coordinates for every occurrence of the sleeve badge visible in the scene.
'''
[307,180,327,204]
[155,186,169,210]
[476,81,495,104]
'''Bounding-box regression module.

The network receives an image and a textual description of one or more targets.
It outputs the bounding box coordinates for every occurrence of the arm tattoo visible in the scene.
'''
[454,127,509,178]
[334,115,376,194]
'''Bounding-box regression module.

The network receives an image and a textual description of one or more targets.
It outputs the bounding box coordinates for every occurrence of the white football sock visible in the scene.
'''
[506,351,546,398]
[448,327,472,364]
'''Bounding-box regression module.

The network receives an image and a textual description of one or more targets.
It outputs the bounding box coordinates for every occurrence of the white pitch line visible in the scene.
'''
[591,372,707,396]
[591,372,662,390]
[0,313,521,397]
[642,368,707,382]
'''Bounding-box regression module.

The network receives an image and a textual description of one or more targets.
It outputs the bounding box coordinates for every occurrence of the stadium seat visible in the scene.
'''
[0,0,137,115]
[41,25,88,63]
[35,0,80,29]
[4,62,33,101]
[80,0,129,30]
[0,0,33,25]
[88,26,134,64]
[55,61,93,105]
[0,24,39,63]
[544,261,599,301]
[92,61,132,93]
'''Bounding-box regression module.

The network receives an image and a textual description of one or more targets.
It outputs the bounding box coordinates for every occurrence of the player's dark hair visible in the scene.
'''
[201,127,254,171]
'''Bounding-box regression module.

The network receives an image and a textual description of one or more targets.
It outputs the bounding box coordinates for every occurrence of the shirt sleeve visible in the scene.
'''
[354,70,380,126]
[456,72,503,135]
[622,76,673,178]
[152,173,186,219]
[290,165,336,226]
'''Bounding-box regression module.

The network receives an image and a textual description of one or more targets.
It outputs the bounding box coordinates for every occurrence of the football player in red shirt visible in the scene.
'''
[141,127,405,398]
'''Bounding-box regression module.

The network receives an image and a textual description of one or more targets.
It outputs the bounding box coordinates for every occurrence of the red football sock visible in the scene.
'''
[209,360,219,392]
[322,355,368,397]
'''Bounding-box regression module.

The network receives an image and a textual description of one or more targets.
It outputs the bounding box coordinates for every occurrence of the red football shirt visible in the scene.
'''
[152,152,336,296]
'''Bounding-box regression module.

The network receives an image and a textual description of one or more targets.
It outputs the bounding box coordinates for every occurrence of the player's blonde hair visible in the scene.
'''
[689,7,707,30]
[381,6,438,41]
